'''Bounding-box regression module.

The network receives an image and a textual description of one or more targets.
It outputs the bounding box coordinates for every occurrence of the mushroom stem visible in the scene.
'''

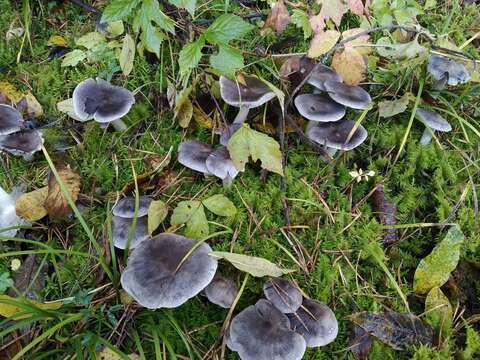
[111,119,127,131]
[233,106,249,125]
[420,128,434,145]
[325,147,337,156]
[432,77,447,90]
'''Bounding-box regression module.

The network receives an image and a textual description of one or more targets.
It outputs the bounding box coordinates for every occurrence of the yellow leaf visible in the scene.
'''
[47,35,68,47]
[307,30,340,58]
[96,347,128,360]
[0,81,43,116]
[119,34,135,76]
[174,87,193,128]
[342,28,372,55]
[147,200,168,235]
[332,47,366,85]
[15,187,49,221]
[0,295,62,320]
[44,165,81,218]
[192,106,214,129]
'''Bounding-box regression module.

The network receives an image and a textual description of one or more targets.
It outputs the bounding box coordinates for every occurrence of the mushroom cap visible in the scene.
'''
[228,299,306,360]
[205,146,239,184]
[204,275,238,308]
[219,123,242,146]
[178,140,213,174]
[324,81,371,110]
[306,120,368,150]
[263,277,303,313]
[112,215,149,249]
[307,64,343,91]
[0,186,25,238]
[415,108,452,132]
[0,104,22,135]
[287,299,338,347]
[219,75,276,109]
[112,196,152,218]
[72,77,135,123]
[120,233,218,309]
[427,55,470,86]
[294,94,346,122]
[0,130,44,156]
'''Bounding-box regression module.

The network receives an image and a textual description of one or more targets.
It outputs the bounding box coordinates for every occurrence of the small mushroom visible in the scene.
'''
[306,120,368,155]
[219,75,276,126]
[0,129,44,159]
[111,196,151,249]
[120,233,218,309]
[0,104,22,135]
[427,55,470,89]
[263,277,303,314]
[287,299,338,347]
[177,140,213,175]
[205,147,239,186]
[204,275,238,308]
[112,196,152,218]
[228,299,306,360]
[0,186,27,238]
[72,77,135,131]
[294,94,346,122]
[307,64,343,91]
[324,81,371,110]
[415,108,452,145]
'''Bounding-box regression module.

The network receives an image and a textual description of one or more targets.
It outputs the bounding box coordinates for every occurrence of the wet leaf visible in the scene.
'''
[171,200,209,240]
[202,194,237,217]
[350,324,372,360]
[378,94,410,118]
[0,295,62,320]
[147,200,168,235]
[44,165,81,218]
[210,251,293,277]
[119,34,135,76]
[413,225,464,294]
[425,286,452,340]
[261,0,291,36]
[174,86,193,128]
[349,311,434,350]
[15,187,48,222]
[372,184,398,244]
[332,47,366,85]
[307,30,340,58]
[61,49,87,67]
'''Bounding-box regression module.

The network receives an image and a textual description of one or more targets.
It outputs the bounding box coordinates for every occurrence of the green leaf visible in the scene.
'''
[143,0,175,34]
[210,251,293,277]
[425,287,452,340]
[104,20,124,37]
[204,14,254,45]
[413,225,464,294]
[119,34,135,76]
[227,124,283,176]
[209,45,244,78]
[378,93,411,118]
[168,0,196,16]
[291,9,312,39]
[101,0,141,22]
[178,36,205,78]
[76,32,106,49]
[0,272,13,293]
[147,200,168,235]
[376,37,426,59]
[202,194,237,217]
[140,22,165,57]
[171,201,209,240]
[61,50,87,67]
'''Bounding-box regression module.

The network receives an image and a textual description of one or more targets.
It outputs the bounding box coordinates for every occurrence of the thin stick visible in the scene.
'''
[69,0,101,15]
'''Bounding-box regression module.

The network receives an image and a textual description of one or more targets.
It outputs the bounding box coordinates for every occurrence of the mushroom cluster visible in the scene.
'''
[295,64,371,155]
[111,196,151,249]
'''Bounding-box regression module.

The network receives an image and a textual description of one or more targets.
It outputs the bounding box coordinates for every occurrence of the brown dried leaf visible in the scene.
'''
[350,324,372,360]
[331,47,366,85]
[310,0,347,34]
[15,187,49,222]
[372,183,398,245]
[261,0,291,36]
[44,165,81,218]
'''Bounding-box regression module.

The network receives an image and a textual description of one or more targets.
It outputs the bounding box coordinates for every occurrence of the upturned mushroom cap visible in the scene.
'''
[112,196,152,218]
[415,108,452,132]
[112,215,149,249]
[0,130,44,156]
[0,104,22,135]
[324,81,371,110]
[120,233,218,309]
[228,299,306,360]
[307,64,343,91]
[263,277,303,314]
[306,120,368,150]
[287,299,338,347]
[72,77,135,123]
[204,275,238,308]
[178,140,213,175]
[294,94,346,122]
[219,75,276,109]
[205,147,239,184]
[427,55,470,86]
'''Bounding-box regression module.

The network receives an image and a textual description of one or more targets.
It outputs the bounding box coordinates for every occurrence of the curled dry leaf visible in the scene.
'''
[261,0,291,36]
[332,47,366,85]
[371,183,398,244]
[307,30,341,58]
[44,165,81,218]
[15,187,49,221]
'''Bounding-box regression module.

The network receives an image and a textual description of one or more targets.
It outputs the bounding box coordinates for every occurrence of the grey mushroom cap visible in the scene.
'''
[324,81,371,110]
[178,140,213,175]
[219,123,242,146]
[306,120,368,150]
[263,277,303,314]
[112,196,152,218]
[204,275,238,308]
[72,77,135,123]
[0,130,44,156]
[287,299,338,347]
[0,104,22,135]
[120,233,218,309]
[415,108,452,131]
[294,94,346,122]
[427,55,470,86]
[228,299,306,360]
[219,76,276,109]
[307,64,343,91]
[205,147,239,185]
[112,215,149,250]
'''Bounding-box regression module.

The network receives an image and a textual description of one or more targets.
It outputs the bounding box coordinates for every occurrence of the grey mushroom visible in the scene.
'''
[307,64,343,91]
[72,77,135,131]
[287,299,338,347]
[204,275,238,308]
[0,185,27,238]
[112,196,152,218]
[219,123,242,146]
[205,146,239,186]
[228,299,306,360]
[0,104,22,135]
[0,129,44,159]
[112,215,149,250]
[120,233,218,309]
[324,81,371,110]
[263,277,303,314]
[177,140,213,175]
[294,94,346,122]
[415,108,452,145]
[427,55,470,89]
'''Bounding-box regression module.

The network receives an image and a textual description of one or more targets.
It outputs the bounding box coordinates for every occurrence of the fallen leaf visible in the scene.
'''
[192,105,214,129]
[57,98,85,122]
[310,0,347,34]
[96,347,135,360]
[105,20,125,37]
[6,27,24,42]
[0,294,62,320]
[261,0,291,36]
[371,183,398,244]
[342,28,372,55]
[147,200,168,235]
[210,251,293,277]
[61,49,87,67]
[174,86,193,128]
[119,34,135,76]
[332,47,367,85]
[350,323,372,360]
[47,35,68,47]
[378,94,410,118]
[76,32,106,49]
[0,81,43,117]
[171,200,209,240]
[202,194,237,217]
[307,30,341,58]
[348,0,366,16]
[376,37,427,59]
[291,9,312,39]
[8,255,46,301]
[15,187,48,222]
[425,286,452,341]
[44,165,81,218]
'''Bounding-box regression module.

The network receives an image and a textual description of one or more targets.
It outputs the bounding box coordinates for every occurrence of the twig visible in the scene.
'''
[276,109,291,227]
[69,0,101,15]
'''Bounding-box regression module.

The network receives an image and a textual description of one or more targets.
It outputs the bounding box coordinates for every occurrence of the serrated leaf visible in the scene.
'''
[61,49,87,67]
[227,124,283,176]
[119,34,135,76]
[168,0,196,16]
[291,9,312,39]
[174,86,193,128]
[142,0,175,34]
[378,94,410,118]
[44,165,81,218]
[0,273,13,293]
[204,14,253,45]
[0,294,62,320]
[171,201,209,240]
[210,251,293,277]
[140,22,164,57]
[179,36,205,78]
[332,47,366,85]
[147,200,168,236]
[307,30,340,58]
[413,225,464,294]
[15,187,48,222]
[210,45,244,78]
[76,32,106,49]
[425,286,452,340]
[202,194,237,217]
[101,0,141,22]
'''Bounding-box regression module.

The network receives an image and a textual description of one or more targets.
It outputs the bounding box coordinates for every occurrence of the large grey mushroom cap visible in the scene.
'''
[306,120,368,150]
[294,94,346,122]
[0,130,44,156]
[205,275,238,308]
[112,215,149,250]
[415,108,452,132]
[307,64,343,91]
[219,76,276,109]
[228,299,306,360]
[120,233,218,309]
[112,196,152,218]
[205,147,239,185]
[0,104,22,135]
[72,77,135,123]
[427,55,470,86]
[178,140,213,175]
[324,81,371,110]
[263,277,303,314]
[287,299,338,347]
